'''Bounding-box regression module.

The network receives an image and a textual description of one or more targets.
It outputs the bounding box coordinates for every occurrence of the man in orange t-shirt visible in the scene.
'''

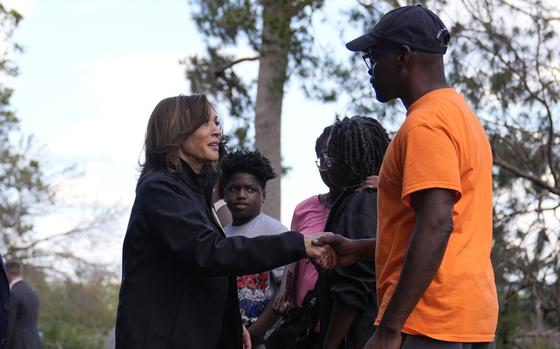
[319,4,498,349]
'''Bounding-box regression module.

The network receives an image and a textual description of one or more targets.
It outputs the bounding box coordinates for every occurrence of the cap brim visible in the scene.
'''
[345,32,381,52]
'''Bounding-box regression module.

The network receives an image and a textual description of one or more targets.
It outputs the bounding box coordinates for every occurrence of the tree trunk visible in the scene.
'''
[254,1,292,220]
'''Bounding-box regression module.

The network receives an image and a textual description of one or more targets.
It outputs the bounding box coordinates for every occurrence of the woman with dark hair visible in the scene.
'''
[268,124,382,349]
[318,116,390,349]
[114,95,333,349]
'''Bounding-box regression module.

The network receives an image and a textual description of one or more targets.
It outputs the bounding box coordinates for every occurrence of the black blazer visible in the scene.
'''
[319,189,378,349]
[115,163,306,349]
[0,256,8,349]
[6,281,41,349]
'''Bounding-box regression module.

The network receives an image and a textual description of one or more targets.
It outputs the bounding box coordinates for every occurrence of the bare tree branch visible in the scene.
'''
[493,152,560,196]
[497,0,560,21]
[213,56,260,75]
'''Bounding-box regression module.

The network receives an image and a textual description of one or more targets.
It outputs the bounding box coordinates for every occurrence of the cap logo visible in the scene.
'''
[436,28,447,40]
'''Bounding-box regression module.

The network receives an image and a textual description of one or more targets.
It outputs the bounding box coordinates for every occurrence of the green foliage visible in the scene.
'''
[183,47,254,119]
[447,1,560,346]
[26,266,118,349]
[0,2,53,264]
[0,3,22,78]
[1,1,122,270]
[190,0,259,48]
[185,0,326,149]
[1,3,122,348]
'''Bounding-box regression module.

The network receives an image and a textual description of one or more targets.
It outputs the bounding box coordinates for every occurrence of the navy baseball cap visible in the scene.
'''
[346,4,450,54]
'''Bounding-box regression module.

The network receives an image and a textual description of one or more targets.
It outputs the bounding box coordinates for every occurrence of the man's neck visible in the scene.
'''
[402,80,450,110]
[401,56,449,109]
[9,276,22,290]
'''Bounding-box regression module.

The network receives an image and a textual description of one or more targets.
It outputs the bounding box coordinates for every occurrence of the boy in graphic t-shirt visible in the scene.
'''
[221,150,287,349]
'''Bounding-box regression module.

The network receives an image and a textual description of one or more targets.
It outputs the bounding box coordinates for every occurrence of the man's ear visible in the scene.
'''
[396,45,412,67]
[262,189,266,202]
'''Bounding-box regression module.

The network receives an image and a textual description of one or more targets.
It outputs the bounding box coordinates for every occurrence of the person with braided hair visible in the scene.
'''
[326,116,389,190]
[318,116,390,349]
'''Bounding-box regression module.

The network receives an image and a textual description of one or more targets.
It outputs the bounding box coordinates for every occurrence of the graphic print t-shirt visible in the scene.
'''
[224,213,288,325]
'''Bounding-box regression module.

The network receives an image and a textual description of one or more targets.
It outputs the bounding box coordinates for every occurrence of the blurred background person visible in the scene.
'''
[5,260,42,349]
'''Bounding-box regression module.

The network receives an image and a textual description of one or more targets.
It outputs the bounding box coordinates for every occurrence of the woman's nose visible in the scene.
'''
[213,124,221,136]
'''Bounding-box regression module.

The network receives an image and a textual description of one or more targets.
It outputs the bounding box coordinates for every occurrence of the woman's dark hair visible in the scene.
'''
[315,125,333,157]
[327,116,390,187]
[138,94,213,186]
[215,140,229,199]
[220,150,276,191]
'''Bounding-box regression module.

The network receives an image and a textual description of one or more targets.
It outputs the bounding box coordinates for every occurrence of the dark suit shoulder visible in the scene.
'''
[11,282,38,302]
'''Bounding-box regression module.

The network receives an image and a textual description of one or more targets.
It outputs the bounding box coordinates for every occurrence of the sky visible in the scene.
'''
[7,0,372,266]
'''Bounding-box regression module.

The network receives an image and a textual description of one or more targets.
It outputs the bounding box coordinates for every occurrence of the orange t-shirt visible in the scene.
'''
[376,88,498,342]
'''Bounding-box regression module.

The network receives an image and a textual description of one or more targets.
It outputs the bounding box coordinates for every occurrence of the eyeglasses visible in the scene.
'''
[315,154,335,172]
[362,45,401,72]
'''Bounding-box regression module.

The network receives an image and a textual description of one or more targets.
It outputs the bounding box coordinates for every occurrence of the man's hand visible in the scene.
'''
[313,235,376,268]
[242,325,252,349]
[304,233,337,270]
[363,328,401,349]
[313,234,359,268]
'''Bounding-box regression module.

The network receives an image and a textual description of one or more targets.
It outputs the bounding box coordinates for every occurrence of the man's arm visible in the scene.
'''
[364,188,455,349]
[323,301,358,349]
[314,235,375,267]
[272,262,297,314]
[248,292,280,343]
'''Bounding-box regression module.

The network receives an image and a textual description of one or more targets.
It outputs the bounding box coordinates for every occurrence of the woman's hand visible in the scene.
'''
[356,175,379,192]
[242,325,252,349]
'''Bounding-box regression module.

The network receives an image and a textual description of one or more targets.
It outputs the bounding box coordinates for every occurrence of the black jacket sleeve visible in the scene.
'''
[329,192,377,310]
[139,177,306,276]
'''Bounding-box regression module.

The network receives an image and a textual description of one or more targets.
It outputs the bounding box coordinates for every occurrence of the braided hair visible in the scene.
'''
[220,150,277,191]
[327,116,390,187]
[315,125,333,157]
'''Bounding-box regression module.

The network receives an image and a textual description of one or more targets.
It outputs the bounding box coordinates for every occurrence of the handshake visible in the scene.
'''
[272,233,372,315]
[303,232,366,270]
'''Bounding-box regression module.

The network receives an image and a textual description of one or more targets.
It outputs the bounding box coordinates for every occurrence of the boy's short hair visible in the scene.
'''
[220,150,276,190]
